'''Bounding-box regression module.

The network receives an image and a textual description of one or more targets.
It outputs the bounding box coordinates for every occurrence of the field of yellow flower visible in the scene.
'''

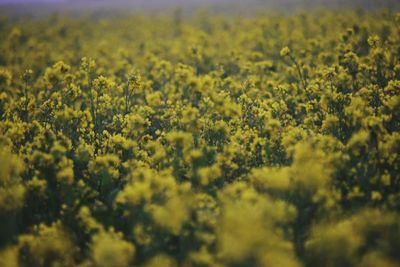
[0,9,399,267]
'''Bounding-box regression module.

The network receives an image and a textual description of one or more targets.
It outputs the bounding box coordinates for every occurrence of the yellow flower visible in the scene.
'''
[0,67,12,87]
[280,46,291,57]
[197,164,221,186]
[0,147,25,212]
[18,222,76,267]
[0,247,19,267]
[151,195,190,235]
[91,229,135,267]
[145,254,176,267]
[250,167,291,192]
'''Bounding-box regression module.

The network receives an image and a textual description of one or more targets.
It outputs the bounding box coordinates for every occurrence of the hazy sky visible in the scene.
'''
[0,0,399,13]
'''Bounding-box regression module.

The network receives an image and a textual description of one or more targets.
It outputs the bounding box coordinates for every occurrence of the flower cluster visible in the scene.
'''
[0,8,399,267]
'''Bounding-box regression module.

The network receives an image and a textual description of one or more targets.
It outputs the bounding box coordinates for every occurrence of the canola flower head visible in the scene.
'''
[0,147,25,212]
[0,67,12,86]
[91,229,136,267]
[280,46,291,57]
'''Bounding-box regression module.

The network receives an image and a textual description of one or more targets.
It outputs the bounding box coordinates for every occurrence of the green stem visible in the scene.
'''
[290,55,308,91]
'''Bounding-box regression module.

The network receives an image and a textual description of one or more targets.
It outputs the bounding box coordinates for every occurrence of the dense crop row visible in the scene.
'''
[0,9,399,267]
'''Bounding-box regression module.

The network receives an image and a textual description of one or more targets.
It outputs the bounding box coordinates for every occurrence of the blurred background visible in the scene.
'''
[1,0,400,15]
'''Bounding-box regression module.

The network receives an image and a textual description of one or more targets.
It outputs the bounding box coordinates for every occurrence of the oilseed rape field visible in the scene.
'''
[0,8,400,267]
